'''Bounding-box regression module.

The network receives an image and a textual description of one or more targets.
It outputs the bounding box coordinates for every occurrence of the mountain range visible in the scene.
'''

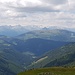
[0,25,42,37]
[17,29,75,42]
[1,25,75,37]
[0,29,75,74]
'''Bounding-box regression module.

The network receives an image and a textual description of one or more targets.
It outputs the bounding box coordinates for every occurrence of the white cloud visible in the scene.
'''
[0,0,75,29]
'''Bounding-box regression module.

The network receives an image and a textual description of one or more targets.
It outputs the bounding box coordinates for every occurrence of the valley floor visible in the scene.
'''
[18,67,75,75]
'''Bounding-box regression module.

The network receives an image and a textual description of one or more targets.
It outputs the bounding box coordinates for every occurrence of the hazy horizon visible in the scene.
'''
[0,0,75,29]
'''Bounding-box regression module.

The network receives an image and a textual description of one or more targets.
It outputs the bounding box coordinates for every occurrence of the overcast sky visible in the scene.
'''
[0,0,75,28]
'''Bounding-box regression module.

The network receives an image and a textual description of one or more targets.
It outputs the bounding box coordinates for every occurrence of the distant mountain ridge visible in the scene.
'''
[17,29,75,42]
[0,25,41,37]
[0,25,75,38]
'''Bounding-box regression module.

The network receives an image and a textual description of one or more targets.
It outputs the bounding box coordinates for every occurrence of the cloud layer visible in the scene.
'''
[0,0,75,29]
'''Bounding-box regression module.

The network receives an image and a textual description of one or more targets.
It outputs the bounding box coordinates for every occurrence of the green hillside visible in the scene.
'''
[0,55,23,75]
[0,37,34,74]
[28,43,75,68]
[18,67,75,75]
[0,36,37,66]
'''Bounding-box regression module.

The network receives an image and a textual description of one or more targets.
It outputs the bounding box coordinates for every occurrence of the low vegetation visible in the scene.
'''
[18,67,75,75]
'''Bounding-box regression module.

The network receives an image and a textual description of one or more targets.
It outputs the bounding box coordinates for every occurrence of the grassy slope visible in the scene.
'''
[28,43,75,68]
[0,54,24,75]
[18,67,75,75]
[0,38,24,74]
[0,57,15,75]
[0,37,35,67]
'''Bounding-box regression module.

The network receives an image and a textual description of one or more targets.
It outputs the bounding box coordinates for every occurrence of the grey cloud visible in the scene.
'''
[41,0,68,5]
[13,14,27,18]
[3,0,69,14]
[5,1,60,13]
[12,6,60,13]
